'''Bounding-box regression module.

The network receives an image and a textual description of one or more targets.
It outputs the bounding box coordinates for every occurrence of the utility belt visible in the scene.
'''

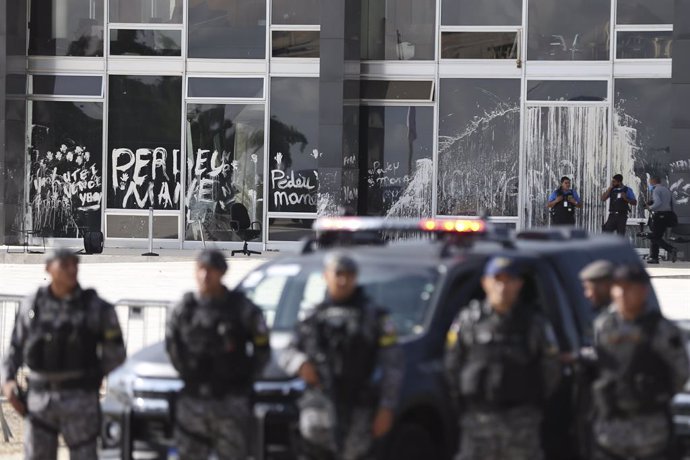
[608,211,628,215]
[28,377,97,392]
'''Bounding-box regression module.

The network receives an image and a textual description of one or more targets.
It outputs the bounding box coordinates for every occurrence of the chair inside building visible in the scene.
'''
[230,202,262,257]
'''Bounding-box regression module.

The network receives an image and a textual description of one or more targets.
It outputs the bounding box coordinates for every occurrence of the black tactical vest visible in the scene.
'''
[597,312,673,416]
[551,188,576,225]
[459,305,542,408]
[24,288,100,378]
[609,186,630,214]
[177,291,253,392]
[312,295,379,403]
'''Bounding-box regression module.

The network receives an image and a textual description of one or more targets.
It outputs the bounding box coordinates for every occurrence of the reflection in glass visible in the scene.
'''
[107,215,178,238]
[32,76,102,96]
[442,0,522,26]
[110,29,182,56]
[4,100,26,243]
[441,32,518,59]
[617,0,673,24]
[272,0,320,25]
[186,104,265,242]
[361,0,435,60]
[360,81,433,100]
[617,31,673,59]
[614,79,672,219]
[29,0,103,56]
[272,31,320,58]
[188,78,264,98]
[7,75,26,95]
[528,0,610,61]
[110,0,182,23]
[268,218,315,241]
[188,0,266,59]
[359,106,433,217]
[527,80,608,101]
[438,79,520,217]
[269,78,319,213]
[107,75,182,210]
[29,101,103,237]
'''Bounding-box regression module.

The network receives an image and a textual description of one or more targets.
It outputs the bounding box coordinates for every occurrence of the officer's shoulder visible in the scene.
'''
[458,299,484,324]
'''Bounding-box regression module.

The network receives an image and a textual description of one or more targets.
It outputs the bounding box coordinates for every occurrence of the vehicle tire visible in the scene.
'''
[385,422,440,460]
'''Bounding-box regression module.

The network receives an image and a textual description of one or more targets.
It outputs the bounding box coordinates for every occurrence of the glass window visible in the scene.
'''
[110,29,182,56]
[188,0,266,59]
[528,0,610,60]
[272,31,320,58]
[106,214,179,238]
[187,78,264,98]
[360,80,433,100]
[438,79,520,216]
[29,101,103,237]
[614,79,672,220]
[359,106,433,217]
[617,0,673,25]
[110,0,182,23]
[7,75,27,95]
[32,75,102,96]
[527,80,608,101]
[361,0,435,60]
[442,0,522,26]
[107,75,182,210]
[616,31,673,59]
[29,0,104,56]
[269,78,319,213]
[185,104,265,242]
[271,0,320,25]
[441,32,518,59]
[268,218,315,241]
[241,262,439,337]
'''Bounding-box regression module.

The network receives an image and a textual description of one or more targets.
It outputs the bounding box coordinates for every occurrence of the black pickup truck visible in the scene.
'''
[99,218,668,460]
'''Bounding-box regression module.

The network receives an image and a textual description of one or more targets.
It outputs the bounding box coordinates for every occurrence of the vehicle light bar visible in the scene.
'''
[313,217,487,234]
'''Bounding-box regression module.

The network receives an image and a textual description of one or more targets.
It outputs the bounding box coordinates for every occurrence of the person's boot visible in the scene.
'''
[647,258,660,264]
[670,247,678,263]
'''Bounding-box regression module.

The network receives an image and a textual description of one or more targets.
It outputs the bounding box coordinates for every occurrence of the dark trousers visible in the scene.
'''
[603,213,628,235]
[649,213,675,260]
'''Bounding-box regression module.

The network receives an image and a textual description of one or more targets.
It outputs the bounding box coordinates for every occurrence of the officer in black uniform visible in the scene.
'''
[166,249,271,459]
[548,176,583,226]
[1,248,126,460]
[602,174,637,235]
[591,264,689,459]
[280,252,403,460]
[445,256,561,460]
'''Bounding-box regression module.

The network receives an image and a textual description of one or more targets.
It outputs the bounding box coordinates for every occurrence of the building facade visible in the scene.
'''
[1,0,688,251]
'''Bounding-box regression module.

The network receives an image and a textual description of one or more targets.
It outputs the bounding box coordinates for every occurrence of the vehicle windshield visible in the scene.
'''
[240,261,440,337]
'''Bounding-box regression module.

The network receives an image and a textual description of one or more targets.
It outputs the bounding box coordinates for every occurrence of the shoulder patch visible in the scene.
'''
[379,314,398,348]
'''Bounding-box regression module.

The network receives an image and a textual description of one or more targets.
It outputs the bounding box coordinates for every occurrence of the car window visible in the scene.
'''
[241,262,440,337]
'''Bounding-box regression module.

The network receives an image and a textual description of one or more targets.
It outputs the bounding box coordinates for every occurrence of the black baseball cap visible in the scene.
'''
[45,247,79,265]
[324,251,358,274]
[196,249,228,272]
[612,264,650,284]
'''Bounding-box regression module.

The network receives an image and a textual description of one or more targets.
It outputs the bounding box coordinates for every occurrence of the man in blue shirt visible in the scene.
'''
[645,176,678,264]
[548,176,582,226]
[601,174,637,235]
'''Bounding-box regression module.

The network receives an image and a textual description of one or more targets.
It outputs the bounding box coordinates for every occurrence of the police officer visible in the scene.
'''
[602,174,637,235]
[445,256,561,460]
[548,176,583,226]
[591,264,689,460]
[580,260,615,320]
[645,176,678,264]
[280,252,403,460]
[1,248,126,460]
[166,249,271,459]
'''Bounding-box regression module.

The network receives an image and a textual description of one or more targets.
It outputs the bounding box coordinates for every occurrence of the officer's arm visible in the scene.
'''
[625,187,637,206]
[649,188,663,211]
[99,300,126,376]
[1,297,31,386]
[531,315,562,398]
[377,313,404,410]
[165,302,186,375]
[278,320,310,377]
[444,317,465,407]
[247,303,271,379]
[653,320,690,393]
[547,191,561,208]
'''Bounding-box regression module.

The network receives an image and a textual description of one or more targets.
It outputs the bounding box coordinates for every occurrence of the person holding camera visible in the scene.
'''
[645,176,678,264]
[548,176,583,226]
[590,264,688,460]
[602,174,637,235]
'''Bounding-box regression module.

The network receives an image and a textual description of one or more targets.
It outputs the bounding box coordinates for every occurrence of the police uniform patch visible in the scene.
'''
[379,315,397,347]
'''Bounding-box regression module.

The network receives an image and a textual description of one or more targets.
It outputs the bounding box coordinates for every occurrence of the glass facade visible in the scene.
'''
[3,0,679,248]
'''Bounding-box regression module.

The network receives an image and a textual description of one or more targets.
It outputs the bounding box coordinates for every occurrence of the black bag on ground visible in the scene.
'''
[83,231,104,254]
